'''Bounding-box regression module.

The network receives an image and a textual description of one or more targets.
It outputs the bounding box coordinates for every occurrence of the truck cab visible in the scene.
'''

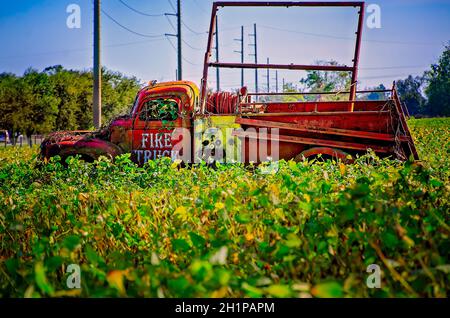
[41,81,200,165]
[109,81,198,165]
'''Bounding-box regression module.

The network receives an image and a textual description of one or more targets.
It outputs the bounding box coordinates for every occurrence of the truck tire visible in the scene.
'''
[294,147,353,163]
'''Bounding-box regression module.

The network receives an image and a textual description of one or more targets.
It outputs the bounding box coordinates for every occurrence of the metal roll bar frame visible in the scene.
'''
[199,1,365,113]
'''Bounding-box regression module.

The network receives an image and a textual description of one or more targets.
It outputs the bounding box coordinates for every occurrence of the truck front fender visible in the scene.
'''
[41,132,123,163]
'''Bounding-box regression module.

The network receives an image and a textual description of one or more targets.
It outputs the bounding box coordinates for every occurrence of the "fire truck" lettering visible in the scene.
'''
[140,133,172,149]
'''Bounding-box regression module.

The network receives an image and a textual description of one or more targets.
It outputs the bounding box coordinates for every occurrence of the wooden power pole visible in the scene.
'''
[177,0,182,80]
[93,0,101,129]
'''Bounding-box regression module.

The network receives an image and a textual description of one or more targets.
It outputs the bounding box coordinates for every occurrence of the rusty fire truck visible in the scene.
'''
[41,1,418,165]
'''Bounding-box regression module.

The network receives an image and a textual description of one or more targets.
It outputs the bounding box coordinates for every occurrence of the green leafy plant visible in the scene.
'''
[0,118,448,298]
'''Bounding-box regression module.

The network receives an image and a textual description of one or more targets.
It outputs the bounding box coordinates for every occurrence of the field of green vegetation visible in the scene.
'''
[0,118,448,298]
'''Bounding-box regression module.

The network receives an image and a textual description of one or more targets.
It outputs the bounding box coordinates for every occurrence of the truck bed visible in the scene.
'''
[229,91,418,162]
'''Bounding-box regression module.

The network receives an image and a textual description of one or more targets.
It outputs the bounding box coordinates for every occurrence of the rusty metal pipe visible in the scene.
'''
[247,89,391,96]
[209,62,354,72]
[349,2,365,110]
[215,2,364,8]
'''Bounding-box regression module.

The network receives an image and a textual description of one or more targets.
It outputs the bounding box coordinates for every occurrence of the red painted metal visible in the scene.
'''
[236,117,399,142]
[200,1,365,111]
[349,2,365,106]
[247,89,392,96]
[208,62,353,72]
[392,83,419,160]
[215,2,365,7]
[232,130,391,153]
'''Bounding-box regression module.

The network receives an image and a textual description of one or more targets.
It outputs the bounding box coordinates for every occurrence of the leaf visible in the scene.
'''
[429,179,443,187]
[242,282,263,298]
[266,284,291,298]
[235,213,251,224]
[85,245,104,266]
[215,202,225,210]
[34,262,54,296]
[174,206,189,222]
[168,276,190,291]
[106,270,127,296]
[172,238,191,252]
[45,256,63,272]
[189,232,207,248]
[339,163,346,175]
[311,282,343,298]
[436,264,450,273]
[62,235,81,251]
[190,260,212,282]
[285,233,302,248]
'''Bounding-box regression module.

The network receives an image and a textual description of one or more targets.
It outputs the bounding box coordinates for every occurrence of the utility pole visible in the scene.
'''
[215,17,220,91]
[234,26,244,87]
[282,78,285,92]
[273,70,279,93]
[266,58,270,93]
[249,23,258,98]
[93,0,101,129]
[165,0,182,80]
[177,0,182,80]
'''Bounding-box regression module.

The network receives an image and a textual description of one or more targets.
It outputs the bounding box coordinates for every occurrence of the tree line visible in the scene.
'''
[0,65,141,140]
[396,44,450,117]
[0,44,448,140]
[284,44,449,117]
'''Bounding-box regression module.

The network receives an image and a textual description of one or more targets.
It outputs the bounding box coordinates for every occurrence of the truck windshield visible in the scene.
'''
[139,98,179,121]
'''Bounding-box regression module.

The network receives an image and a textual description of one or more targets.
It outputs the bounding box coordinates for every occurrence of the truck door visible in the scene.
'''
[132,96,184,165]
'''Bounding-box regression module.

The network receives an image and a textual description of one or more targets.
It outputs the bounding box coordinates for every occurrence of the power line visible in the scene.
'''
[360,73,421,80]
[101,8,164,38]
[165,13,177,32]
[0,38,167,60]
[167,0,176,12]
[166,37,200,66]
[259,25,443,46]
[181,20,207,35]
[360,65,429,70]
[118,0,164,17]
[192,0,209,14]
[106,38,166,48]
[182,39,203,51]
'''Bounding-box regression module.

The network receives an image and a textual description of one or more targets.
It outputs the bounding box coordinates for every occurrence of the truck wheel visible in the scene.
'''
[295,147,353,163]
[60,154,95,166]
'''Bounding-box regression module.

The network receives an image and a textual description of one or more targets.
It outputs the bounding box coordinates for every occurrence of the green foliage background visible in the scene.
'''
[0,118,448,298]
[0,65,141,138]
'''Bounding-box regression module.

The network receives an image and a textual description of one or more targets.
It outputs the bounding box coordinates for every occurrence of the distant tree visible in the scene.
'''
[16,69,59,143]
[366,84,389,101]
[0,73,19,136]
[45,66,91,131]
[101,68,141,124]
[424,44,450,117]
[299,60,352,101]
[281,82,305,102]
[0,65,142,139]
[396,76,426,116]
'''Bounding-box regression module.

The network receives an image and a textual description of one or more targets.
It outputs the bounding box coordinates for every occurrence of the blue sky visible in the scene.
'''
[0,0,449,91]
